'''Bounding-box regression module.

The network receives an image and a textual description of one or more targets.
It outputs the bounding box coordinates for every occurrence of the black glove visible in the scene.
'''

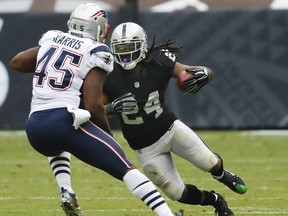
[183,69,209,94]
[111,92,137,114]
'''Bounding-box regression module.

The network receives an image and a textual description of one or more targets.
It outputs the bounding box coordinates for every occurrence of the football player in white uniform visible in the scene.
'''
[10,4,177,216]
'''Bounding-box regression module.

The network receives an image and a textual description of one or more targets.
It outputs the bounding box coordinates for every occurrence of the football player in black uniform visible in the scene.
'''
[101,22,247,216]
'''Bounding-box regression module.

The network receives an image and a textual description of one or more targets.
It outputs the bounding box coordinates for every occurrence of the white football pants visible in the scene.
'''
[134,119,218,201]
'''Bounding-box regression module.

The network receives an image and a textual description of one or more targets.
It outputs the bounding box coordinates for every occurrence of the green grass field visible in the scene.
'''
[0,130,287,216]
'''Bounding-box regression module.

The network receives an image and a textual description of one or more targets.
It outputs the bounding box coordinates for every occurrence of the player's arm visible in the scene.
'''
[172,62,212,78]
[172,62,213,94]
[82,67,112,135]
[10,46,39,73]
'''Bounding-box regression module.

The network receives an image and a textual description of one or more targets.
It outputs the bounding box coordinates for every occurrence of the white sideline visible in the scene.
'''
[0,130,26,136]
[241,130,288,136]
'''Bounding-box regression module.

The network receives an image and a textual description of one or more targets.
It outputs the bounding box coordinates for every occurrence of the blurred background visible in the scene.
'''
[0,0,288,130]
[1,0,287,13]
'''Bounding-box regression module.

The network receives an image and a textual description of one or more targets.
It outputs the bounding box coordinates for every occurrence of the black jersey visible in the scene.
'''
[103,51,178,150]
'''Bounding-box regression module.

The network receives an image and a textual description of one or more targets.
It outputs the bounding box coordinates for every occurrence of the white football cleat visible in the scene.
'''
[60,187,86,216]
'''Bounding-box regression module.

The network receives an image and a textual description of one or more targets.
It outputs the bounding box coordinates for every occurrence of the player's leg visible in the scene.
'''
[134,141,185,200]
[211,153,247,194]
[123,169,175,216]
[179,185,234,216]
[134,134,234,216]
[48,152,85,216]
[25,109,86,216]
[27,109,174,216]
[65,121,175,216]
[49,152,73,193]
[171,119,247,194]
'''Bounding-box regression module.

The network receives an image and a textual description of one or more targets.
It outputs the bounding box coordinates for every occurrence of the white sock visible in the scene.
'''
[123,169,174,216]
[48,152,74,194]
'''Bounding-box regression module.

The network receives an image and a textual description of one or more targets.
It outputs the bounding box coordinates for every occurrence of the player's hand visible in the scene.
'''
[112,92,137,114]
[184,68,209,94]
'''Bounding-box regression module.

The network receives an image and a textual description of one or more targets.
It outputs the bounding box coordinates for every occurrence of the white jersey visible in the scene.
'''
[30,30,113,115]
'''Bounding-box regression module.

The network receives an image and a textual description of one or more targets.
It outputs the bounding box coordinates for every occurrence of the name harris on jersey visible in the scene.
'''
[52,34,84,50]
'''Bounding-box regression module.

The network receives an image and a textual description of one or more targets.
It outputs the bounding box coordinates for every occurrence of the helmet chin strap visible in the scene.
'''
[122,61,137,70]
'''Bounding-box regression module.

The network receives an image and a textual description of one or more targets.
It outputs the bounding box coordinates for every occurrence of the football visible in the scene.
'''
[177,70,195,92]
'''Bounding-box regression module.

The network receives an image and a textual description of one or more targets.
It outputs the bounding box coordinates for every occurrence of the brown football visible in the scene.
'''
[177,70,195,91]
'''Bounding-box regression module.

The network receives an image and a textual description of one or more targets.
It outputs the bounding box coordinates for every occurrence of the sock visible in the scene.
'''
[123,169,174,216]
[201,191,218,206]
[178,184,216,206]
[211,153,224,177]
[48,151,74,194]
[213,171,224,180]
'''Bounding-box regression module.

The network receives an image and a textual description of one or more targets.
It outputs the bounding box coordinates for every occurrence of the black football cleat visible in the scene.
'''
[211,191,234,216]
[214,169,247,194]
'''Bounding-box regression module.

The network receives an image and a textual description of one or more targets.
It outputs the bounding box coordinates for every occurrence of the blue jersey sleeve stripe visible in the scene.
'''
[90,45,110,55]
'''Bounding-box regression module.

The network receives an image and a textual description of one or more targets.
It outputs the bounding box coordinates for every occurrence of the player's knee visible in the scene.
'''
[143,164,164,185]
[159,181,183,201]
[143,164,184,200]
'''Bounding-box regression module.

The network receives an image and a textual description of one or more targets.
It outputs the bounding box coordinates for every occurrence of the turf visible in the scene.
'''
[0,130,287,216]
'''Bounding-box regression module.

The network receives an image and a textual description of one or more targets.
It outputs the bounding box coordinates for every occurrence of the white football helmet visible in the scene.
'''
[67,3,110,42]
[110,22,148,70]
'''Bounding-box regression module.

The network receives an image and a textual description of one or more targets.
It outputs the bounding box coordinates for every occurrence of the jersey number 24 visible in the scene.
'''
[122,91,163,125]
